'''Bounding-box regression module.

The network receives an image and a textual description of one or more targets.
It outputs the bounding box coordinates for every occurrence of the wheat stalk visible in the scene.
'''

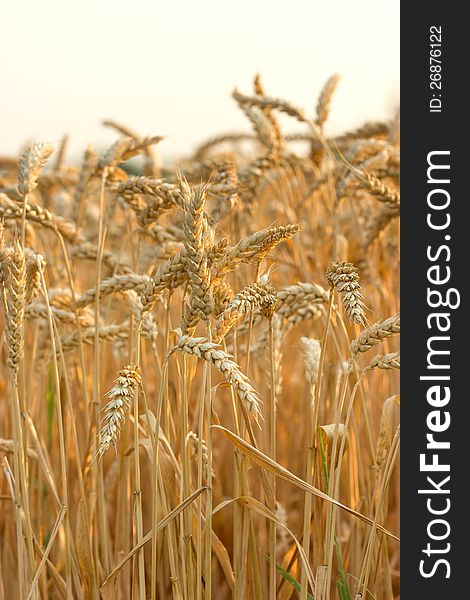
[277,281,329,320]
[173,335,262,417]
[96,365,142,460]
[4,240,26,373]
[98,135,163,170]
[233,89,306,122]
[59,319,156,353]
[316,74,340,127]
[140,250,187,314]
[114,176,183,210]
[214,224,299,280]
[365,352,400,372]
[1,72,401,599]
[326,261,367,326]
[239,103,278,151]
[351,314,400,356]
[17,143,55,197]
[214,282,276,342]
[0,194,79,242]
[299,335,321,600]
[181,181,213,334]
[74,274,150,309]
[299,337,322,385]
[25,303,95,327]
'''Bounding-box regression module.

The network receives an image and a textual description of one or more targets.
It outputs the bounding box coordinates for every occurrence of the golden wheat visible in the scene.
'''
[0,74,400,600]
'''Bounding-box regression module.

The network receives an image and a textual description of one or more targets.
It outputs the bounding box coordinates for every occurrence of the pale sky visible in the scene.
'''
[1,0,399,161]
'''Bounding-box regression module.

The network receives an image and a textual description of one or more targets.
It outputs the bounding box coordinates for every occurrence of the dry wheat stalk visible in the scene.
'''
[254,73,283,149]
[233,90,305,122]
[239,103,278,151]
[326,261,367,326]
[358,170,400,208]
[173,155,231,183]
[213,224,299,280]
[123,290,159,348]
[53,135,68,171]
[59,325,128,352]
[316,74,340,127]
[186,431,213,479]
[96,365,142,460]
[344,163,400,210]
[25,303,95,328]
[212,280,234,317]
[277,282,329,319]
[128,287,158,324]
[365,352,400,372]
[214,282,276,342]
[114,176,183,212]
[245,303,321,360]
[285,120,388,147]
[270,315,284,396]
[141,221,186,244]
[229,281,328,345]
[60,320,155,352]
[139,242,183,271]
[0,194,79,242]
[351,314,400,356]
[17,142,55,197]
[299,337,322,385]
[3,240,26,373]
[343,120,390,140]
[103,120,160,176]
[74,274,151,309]
[102,119,141,140]
[98,136,163,170]
[0,72,401,598]
[25,251,45,304]
[231,282,326,336]
[173,335,262,417]
[140,250,187,315]
[73,146,97,219]
[341,139,396,168]
[181,181,213,333]
[0,222,9,288]
[374,395,400,473]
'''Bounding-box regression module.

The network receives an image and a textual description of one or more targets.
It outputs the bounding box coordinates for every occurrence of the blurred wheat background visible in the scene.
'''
[0,2,399,599]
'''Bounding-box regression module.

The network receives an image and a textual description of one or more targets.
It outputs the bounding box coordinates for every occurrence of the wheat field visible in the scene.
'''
[0,75,400,600]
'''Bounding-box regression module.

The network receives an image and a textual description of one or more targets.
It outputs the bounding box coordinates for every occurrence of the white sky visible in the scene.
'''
[1,0,399,161]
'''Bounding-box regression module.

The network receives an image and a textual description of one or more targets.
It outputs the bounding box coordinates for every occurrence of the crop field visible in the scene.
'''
[0,75,400,599]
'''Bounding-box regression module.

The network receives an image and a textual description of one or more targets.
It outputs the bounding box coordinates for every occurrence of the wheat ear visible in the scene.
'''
[214,224,299,280]
[351,314,400,357]
[4,240,27,372]
[214,282,276,342]
[365,352,400,372]
[326,261,367,326]
[316,74,340,127]
[173,336,262,418]
[180,181,213,334]
[17,142,55,197]
[140,250,187,315]
[96,366,142,460]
